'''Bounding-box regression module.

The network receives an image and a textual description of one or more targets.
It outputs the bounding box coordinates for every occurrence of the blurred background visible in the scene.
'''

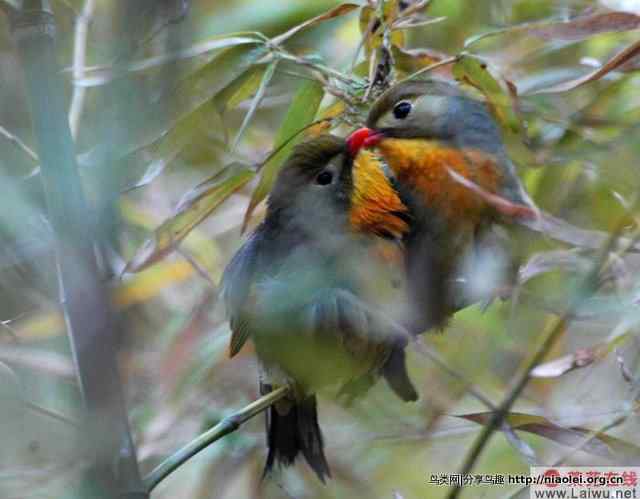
[1,0,640,498]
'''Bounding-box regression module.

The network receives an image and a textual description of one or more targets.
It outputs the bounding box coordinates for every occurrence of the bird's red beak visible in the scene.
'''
[346,127,384,156]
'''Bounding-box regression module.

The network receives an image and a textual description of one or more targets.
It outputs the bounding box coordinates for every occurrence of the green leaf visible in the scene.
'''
[215,66,268,114]
[231,60,278,151]
[0,0,22,11]
[391,45,451,76]
[74,34,265,87]
[92,44,268,163]
[452,53,521,133]
[125,164,255,273]
[271,3,359,45]
[242,79,325,229]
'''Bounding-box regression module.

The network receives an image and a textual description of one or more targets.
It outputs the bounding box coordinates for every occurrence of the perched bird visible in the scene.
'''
[346,79,536,395]
[221,135,414,481]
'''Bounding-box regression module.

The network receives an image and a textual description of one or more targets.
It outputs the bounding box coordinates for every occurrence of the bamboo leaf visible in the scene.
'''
[215,66,268,113]
[527,39,640,95]
[231,60,278,151]
[457,412,640,460]
[465,11,640,48]
[242,80,324,229]
[452,54,521,133]
[306,100,346,136]
[125,164,255,273]
[0,0,22,10]
[530,348,603,378]
[81,44,268,165]
[518,211,640,252]
[74,34,264,87]
[391,45,452,77]
[518,249,592,285]
[531,330,632,378]
[271,3,359,46]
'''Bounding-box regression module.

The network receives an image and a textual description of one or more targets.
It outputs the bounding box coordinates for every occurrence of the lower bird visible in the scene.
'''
[221,134,414,481]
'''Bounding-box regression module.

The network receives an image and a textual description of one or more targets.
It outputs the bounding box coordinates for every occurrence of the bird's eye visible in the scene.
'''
[392,101,412,120]
[316,170,333,186]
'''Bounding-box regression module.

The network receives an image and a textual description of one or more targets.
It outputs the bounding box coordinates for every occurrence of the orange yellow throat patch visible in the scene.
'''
[350,150,409,239]
[373,138,503,228]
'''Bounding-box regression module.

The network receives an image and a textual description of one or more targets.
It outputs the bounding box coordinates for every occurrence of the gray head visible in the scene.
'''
[265,135,354,242]
[366,79,504,153]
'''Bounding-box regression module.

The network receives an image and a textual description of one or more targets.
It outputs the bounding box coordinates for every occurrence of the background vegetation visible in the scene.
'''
[0,0,639,498]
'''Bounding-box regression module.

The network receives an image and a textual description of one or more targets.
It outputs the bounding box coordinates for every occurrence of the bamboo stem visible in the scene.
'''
[6,2,146,498]
[144,386,290,492]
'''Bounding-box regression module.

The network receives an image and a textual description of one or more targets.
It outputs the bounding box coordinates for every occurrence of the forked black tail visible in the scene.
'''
[261,385,331,483]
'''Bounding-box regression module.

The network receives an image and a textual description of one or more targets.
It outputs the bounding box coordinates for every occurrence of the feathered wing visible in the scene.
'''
[220,232,261,357]
[310,289,417,402]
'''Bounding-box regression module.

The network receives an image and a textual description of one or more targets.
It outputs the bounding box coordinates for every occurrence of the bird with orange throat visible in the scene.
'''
[221,135,416,481]
[346,79,538,398]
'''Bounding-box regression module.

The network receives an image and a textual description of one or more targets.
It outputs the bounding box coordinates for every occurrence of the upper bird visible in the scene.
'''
[221,134,413,482]
[348,78,535,333]
[346,79,536,399]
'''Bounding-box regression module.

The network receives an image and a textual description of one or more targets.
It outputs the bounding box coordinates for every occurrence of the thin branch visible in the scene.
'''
[413,340,538,464]
[24,400,79,428]
[0,123,38,162]
[413,340,496,410]
[69,0,95,139]
[176,247,216,286]
[398,55,459,84]
[350,13,376,72]
[144,386,290,492]
[397,0,432,18]
[275,50,365,87]
[446,315,568,499]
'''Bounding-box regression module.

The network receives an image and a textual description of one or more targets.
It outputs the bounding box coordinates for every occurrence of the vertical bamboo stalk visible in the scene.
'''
[6,1,146,498]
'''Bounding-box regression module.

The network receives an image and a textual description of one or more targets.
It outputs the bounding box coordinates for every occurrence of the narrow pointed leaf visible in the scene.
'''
[529,11,640,41]
[527,39,640,95]
[243,80,324,229]
[518,211,640,252]
[465,11,640,48]
[457,412,640,460]
[271,3,359,46]
[215,66,267,113]
[87,44,267,164]
[391,45,453,77]
[306,100,346,136]
[530,348,602,378]
[232,60,278,151]
[74,34,263,87]
[518,249,592,285]
[531,330,632,378]
[452,54,522,133]
[125,164,255,273]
